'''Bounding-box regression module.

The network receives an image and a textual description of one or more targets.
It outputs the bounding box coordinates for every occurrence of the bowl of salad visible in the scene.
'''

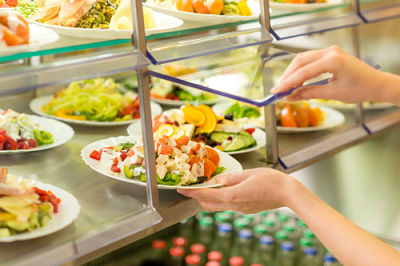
[29,78,163,127]
[0,109,74,154]
[81,135,242,189]
[127,104,266,154]
[0,168,80,242]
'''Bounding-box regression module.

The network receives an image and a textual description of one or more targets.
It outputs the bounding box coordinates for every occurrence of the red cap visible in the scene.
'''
[173,236,188,247]
[169,246,185,257]
[190,243,206,254]
[229,256,244,266]
[206,262,221,266]
[185,254,201,265]
[208,251,223,262]
[152,239,166,250]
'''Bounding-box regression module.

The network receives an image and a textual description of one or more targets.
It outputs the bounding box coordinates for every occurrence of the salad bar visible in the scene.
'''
[1,0,400,264]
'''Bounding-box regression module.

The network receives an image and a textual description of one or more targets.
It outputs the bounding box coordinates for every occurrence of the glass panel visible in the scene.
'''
[0,47,148,96]
[359,0,400,22]
[147,46,336,106]
[270,4,361,39]
[147,26,273,64]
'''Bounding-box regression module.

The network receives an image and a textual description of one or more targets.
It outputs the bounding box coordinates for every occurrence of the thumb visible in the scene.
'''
[216,171,248,186]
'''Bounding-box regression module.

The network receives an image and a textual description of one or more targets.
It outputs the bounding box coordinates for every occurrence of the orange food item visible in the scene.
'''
[206,147,220,166]
[204,158,217,174]
[292,106,309,127]
[0,24,24,46]
[307,108,319,127]
[181,105,206,126]
[150,92,166,99]
[179,135,190,146]
[54,109,86,120]
[206,0,223,14]
[197,104,217,133]
[192,0,209,13]
[176,0,194,12]
[189,155,203,167]
[280,105,297,127]
[0,13,29,44]
[203,159,214,180]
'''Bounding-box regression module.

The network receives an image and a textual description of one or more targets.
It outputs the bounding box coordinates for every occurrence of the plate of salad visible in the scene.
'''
[127,104,266,154]
[0,109,74,154]
[0,168,80,242]
[81,136,242,189]
[212,101,345,133]
[150,65,219,107]
[29,78,163,127]
[144,0,259,23]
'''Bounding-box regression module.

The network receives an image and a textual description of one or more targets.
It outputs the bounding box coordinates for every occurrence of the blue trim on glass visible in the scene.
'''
[269,27,281,41]
[359,3,400,24]
[362,124,372,135]
[146,50,157,65]
[274,21,361,41]
[278,158,288,170]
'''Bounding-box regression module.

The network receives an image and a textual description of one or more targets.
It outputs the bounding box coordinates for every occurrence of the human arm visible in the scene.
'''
[271,45,400,106]
[177,168,400,266]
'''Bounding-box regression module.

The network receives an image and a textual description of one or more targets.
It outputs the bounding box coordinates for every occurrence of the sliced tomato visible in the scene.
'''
[90,150,102,161]
[245,128,255,135]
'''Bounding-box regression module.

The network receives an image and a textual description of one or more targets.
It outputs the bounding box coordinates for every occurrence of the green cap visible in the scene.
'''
[283,223,296,233]
[303,229,315,239]
[300,237,312,247]
[262,218,276,227]
[199,216,214,227]
[224,211,236,216]
[297,219,307,228]
[275,230,288,240]
[254,224,268,235]
[258,211,269,217]
[278,213,290,222]
[241,214,255,222]
[233,218,250,229]
[215,212,231,223]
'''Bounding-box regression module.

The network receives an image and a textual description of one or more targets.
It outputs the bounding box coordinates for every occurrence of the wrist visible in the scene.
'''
[281,176,304,209]
[376,72,400,105]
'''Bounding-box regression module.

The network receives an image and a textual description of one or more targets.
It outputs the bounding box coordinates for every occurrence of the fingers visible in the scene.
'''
[273,57,338,96]
[215,171,248,186]
[278,48,329,84]
[286,84,337,101]
[177,187,230,201]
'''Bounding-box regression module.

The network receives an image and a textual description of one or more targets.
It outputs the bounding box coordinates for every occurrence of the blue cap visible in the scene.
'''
[238,229,253,239]
[218,223,233,233]
[259,235,274,245]
[324,253,338,262]
[280,241,295,251]
[304,247,318,256]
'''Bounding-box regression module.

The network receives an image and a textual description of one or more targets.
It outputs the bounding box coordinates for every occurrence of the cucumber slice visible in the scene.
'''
[210,132,231,143]
[222,135,248,152]
[0,228,11,237]
[240,131,256,147]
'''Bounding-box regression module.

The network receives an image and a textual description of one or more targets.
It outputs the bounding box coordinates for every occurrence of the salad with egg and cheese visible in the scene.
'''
[89,134,225,186]
[0,109,54,151]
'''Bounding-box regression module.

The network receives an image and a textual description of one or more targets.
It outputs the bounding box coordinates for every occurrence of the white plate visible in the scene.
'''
[127,119,266,154]
[144,0,259,23]
[270,0,343,12]
[151,97,220,107]
[81,136,243,189]
[0,23,59,56]
[311,100,396,111]
[30,11,183,39]
[212,101,345,133]
[29,95,163,127]
[0,181,80,242]
[0,115,74,155]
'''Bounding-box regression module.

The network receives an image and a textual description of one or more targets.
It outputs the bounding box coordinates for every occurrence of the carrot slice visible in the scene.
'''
[206,147,220,166]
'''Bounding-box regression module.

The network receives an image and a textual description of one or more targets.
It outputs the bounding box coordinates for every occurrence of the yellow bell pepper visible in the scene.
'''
[238,0,252,16]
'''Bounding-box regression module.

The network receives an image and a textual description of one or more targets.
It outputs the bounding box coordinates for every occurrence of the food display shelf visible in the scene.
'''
[359,0,400,23]
[1,89,399,266]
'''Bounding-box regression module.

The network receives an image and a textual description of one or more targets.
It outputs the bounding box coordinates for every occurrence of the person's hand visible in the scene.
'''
[177,168,297,214]
[271,46,387,103]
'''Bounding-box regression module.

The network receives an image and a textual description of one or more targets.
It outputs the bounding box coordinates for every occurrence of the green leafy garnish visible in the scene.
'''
[16,0,38,18]
[213,167,226,177]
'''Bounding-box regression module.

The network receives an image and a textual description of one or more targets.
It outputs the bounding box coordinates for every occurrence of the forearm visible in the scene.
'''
[285,178,400,266]
[376,72,400,106]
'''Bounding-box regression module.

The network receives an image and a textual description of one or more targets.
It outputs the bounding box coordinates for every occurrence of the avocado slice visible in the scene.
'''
[6,220,31,232]
[0,228,11,237]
